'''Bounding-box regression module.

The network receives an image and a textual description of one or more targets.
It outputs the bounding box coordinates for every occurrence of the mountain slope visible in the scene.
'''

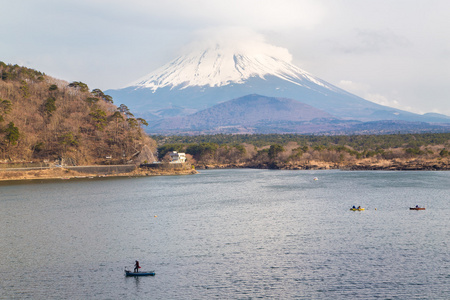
[148,94,450,135]
[130,44,333,90]
[108,44,391,121]
[149,94,346,134]
[107,43,450,127]
[0,61,155,164]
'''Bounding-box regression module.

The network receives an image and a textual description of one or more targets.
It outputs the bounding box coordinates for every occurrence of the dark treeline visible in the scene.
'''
[152,133,450,151]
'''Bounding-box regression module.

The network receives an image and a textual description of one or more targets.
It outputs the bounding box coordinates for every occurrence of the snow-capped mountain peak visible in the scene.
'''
[128,43,330,91]
[107,38,450,131]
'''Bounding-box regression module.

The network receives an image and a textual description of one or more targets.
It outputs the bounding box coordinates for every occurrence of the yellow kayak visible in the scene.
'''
[350,208,365,211]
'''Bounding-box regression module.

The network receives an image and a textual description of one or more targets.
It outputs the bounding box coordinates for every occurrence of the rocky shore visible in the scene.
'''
[194,158,450,171]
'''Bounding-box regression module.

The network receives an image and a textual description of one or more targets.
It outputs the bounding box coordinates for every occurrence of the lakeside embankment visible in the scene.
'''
[2,157,449,182]
[0,164,197,182]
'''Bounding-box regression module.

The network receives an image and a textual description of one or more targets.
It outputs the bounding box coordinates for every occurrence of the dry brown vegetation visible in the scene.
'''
[156,135,450,170]
[269,143,450,170]
[0,62,156,166]
[190,142,450,170]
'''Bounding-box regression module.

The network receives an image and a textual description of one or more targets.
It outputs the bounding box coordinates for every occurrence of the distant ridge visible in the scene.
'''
[147,94,450,135]
[149,94,343,134]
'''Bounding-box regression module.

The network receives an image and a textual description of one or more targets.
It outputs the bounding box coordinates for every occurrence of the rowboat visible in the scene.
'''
[409,207,425,210]
[125,270,155,276]
[350,208,365,211]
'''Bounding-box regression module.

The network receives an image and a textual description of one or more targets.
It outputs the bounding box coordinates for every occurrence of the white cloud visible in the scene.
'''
[87,0,326,30]
[2,0,450,115]
[332,29,413,54]
[181,27,293,62]
[337,80,424,114]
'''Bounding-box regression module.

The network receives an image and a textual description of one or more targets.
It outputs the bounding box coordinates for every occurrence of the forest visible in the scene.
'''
[0,61,155,166]
[152,133,450,170]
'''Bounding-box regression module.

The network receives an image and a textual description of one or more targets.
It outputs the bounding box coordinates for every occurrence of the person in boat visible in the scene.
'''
[416,205,419,208]
[357,206,361,209]
[352,206,356,209]
[134,260,140,273]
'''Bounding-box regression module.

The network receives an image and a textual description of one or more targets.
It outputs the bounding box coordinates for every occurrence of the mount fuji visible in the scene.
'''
[106,42,450,134]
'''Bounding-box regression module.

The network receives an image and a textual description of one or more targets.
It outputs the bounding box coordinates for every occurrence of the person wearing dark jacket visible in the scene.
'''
[134,260,140,273]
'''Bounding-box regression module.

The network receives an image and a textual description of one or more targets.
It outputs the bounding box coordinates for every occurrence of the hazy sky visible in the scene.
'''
[2,0,450,115]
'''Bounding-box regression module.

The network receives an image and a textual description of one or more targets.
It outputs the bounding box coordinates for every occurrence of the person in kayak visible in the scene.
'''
[134,260,140,273]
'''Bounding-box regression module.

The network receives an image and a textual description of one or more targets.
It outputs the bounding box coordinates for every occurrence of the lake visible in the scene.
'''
[1,169,449,299]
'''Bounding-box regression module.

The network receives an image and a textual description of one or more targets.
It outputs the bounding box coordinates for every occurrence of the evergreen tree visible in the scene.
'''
[5,122,20,145]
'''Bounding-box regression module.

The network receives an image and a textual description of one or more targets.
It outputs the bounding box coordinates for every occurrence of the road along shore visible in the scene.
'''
[0,164,197,182]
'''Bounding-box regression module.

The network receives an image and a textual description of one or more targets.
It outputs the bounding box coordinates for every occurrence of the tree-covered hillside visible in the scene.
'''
[0,61,155,165]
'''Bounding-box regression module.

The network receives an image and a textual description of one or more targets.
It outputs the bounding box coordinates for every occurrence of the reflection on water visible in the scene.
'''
[1,170,449,299]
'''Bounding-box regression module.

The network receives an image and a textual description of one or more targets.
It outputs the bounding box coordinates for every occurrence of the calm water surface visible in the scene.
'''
[0,169,449,299]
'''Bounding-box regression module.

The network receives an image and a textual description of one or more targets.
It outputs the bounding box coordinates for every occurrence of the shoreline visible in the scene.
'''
[194,159,450,171]
[0,166,198,183]
[1,159,449,183]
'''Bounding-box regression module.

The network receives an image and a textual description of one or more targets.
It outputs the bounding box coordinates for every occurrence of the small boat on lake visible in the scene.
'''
[410,207,426,210]
[125,270,155,276]
[350,206,365,211]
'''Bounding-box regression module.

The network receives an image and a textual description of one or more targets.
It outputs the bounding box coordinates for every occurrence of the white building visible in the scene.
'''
[169,151,186,163]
